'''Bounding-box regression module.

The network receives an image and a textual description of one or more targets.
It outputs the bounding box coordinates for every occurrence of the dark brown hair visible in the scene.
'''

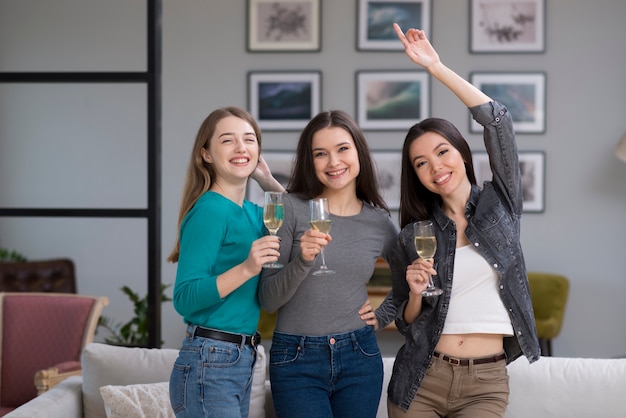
[288,110,389,212]
[399,117,476,228]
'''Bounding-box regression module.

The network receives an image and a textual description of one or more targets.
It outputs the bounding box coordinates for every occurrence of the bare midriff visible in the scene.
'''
[435,333,504,358]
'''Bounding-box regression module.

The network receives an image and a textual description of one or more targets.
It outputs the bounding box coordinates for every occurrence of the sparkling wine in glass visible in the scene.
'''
[414,220,443,297]
[263,191,284,268]
[309,198,335,276]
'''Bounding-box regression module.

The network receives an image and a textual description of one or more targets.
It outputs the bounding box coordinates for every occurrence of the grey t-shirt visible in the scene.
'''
[259,193,398,336]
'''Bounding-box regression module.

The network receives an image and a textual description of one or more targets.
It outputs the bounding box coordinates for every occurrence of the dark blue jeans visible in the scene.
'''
[269,326,383,418]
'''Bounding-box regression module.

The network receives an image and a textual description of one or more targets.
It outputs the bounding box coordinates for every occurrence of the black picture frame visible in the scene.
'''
[246,150,295,205]
[470,72,546,134]
[469,0,546,53]
[473,150,545,212]
[247,0,321,52]
[357,0,432,51]
[248,71,322,131]
[371,150,402,210]
[356,70,430,131]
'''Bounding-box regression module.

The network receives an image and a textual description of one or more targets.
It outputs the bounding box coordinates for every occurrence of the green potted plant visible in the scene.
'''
[0,245,27,262]
[98,283,172,347]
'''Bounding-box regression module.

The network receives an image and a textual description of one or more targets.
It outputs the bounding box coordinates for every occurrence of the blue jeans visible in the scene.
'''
[169,325,257,418]
[269,326,383,418]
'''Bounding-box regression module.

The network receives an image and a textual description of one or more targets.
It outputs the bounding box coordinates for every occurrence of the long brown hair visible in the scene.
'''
[288,110,389,212]
[167,107,262,262]
[399,117,476,228]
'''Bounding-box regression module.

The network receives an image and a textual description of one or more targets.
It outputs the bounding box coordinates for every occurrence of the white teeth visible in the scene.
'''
[435,173,450,184]
[231,158,248,164]
[328,168,346,176]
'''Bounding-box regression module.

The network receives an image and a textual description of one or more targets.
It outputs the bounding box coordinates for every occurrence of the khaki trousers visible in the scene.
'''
[388,352,509,418]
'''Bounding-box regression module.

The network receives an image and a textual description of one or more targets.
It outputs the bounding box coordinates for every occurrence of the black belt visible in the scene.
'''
[193,327,260,347]
[433,351,506,366]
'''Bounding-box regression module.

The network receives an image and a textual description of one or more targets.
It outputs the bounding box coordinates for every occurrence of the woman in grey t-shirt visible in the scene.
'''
[259,110,398,418]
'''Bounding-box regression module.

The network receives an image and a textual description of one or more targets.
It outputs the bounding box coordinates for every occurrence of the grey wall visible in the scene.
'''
[1,0,625,358]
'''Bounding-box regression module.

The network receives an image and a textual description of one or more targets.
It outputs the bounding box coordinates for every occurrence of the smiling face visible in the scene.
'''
[409,131,470,199]
[311,126,360,194]
[201,115,259,185]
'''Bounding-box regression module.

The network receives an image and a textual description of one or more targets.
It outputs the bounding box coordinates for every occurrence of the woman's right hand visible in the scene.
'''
[244,235,281,276]
[299,228,332,262]
[405,258,435,296]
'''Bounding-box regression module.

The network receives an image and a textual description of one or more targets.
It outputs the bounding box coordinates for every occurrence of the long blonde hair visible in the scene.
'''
[167,107,262,262]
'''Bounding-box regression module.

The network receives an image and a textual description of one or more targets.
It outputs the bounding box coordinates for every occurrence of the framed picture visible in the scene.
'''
[372,150,402,210]
[356,70,430,131]
[357,0,431,51]
[248,71,321,131]
[472,150,545,213]
[470,72,546,134]
[470,0,546,53]
[246,151,295,205]
[247,0,321,52]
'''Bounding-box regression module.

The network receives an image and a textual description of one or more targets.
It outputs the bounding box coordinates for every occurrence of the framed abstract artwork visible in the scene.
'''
[248,71,321,131]
[246,150,295,205]
[371,150,402,210]
[473,150,545,212]
[357,0,431,51]
[470,0,546,53]
[470,72,546,134]
[356,70,429,130]
[247,0,321,52]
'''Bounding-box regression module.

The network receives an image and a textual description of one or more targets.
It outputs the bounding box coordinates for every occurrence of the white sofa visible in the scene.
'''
[6,342,626,418]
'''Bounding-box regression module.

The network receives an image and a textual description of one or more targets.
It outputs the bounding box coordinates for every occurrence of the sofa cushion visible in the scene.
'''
[81,342,267,418]
[506,356,626,417]
[82,343,179,418]
[100,382,173,418]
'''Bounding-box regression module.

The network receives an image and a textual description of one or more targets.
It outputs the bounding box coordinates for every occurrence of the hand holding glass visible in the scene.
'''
[413,220,443,297]
[263,192,284,268]
[309,198,335,276]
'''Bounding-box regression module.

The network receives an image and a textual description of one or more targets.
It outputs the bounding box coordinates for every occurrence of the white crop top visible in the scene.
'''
[442,245,514,336]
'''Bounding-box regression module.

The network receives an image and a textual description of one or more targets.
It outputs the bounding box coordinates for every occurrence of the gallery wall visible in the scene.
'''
[1,0,625,357]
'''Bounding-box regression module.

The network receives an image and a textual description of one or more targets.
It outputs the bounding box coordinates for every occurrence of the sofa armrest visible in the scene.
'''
[34,360,82,395]
[3,375,83,418]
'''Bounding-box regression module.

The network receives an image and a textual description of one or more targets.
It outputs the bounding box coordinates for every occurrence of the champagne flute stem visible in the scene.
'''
[319,248,328,271]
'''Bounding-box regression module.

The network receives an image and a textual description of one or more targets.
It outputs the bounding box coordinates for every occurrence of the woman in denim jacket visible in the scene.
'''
[387,24,541,417]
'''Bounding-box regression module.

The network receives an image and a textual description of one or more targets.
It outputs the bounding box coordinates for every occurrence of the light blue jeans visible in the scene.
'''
[269,326,383,418]
[169,325,257,418]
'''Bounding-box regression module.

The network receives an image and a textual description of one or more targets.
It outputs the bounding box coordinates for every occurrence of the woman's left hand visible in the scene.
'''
[359,299,379,330]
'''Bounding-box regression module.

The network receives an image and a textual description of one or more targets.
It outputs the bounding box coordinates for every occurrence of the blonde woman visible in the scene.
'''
[167,107,284,418]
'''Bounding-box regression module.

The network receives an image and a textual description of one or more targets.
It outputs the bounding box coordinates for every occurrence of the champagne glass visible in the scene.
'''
[309,198,335,276]
[263,191,284,268]
[413,220,443,297]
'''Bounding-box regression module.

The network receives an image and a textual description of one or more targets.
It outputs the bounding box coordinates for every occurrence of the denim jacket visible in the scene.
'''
[387,100,541,411]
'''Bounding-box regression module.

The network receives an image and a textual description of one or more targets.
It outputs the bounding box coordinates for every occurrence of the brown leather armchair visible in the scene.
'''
[0,258,76,293]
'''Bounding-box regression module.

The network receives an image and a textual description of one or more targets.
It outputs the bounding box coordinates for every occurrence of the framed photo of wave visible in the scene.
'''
[248,71,321,131]
[469,72,546,134]
[470,0,546,53]
[356,70,430,131]
[357,0,432,51]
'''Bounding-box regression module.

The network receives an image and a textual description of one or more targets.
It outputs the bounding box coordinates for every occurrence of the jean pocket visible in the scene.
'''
[205,341,242,367]
[269,343,301,366]
[169,362,190,413]
[356,333,381,358]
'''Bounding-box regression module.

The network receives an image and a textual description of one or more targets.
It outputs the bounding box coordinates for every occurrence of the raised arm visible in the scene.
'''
[393,23,491,109]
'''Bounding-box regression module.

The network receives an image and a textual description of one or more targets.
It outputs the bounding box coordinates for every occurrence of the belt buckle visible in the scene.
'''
[448,357,461,365]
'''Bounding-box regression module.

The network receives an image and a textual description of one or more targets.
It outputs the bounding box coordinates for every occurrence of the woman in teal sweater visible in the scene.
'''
[167,106,284,418]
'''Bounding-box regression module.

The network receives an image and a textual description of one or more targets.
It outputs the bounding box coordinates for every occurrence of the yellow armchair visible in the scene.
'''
[527,272,570,356]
